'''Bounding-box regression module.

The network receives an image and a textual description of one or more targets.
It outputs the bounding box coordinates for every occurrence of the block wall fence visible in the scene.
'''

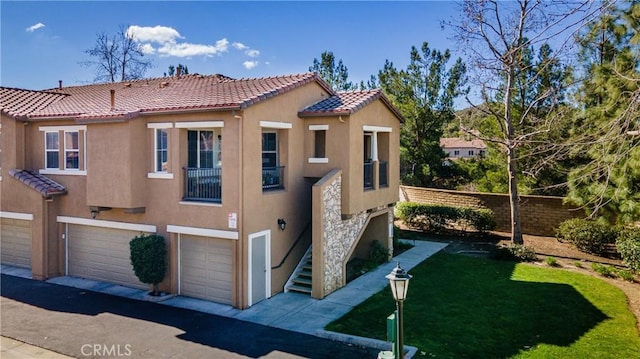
[399,186,585,236]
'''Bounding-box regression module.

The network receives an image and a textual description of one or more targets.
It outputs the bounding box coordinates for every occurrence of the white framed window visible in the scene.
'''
[188,129,221,169]
[308,125,329,164]
[39,125,86,175]
[454,150,460,156]
[64,131,80,170]
[262,132,278,168]
[155,128,169,172]
[45,132,60,169]
[468,150,474,156]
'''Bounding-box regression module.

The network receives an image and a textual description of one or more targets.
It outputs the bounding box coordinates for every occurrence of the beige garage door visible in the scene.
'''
[68,224,147,290]
[180,235,232,304]
[0,218,32,269]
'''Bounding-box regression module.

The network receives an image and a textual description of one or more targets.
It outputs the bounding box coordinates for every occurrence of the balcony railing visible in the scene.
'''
[262,166,285,191]
[363,162,374,190]
[183,167,222,203]
[379,161,388,187]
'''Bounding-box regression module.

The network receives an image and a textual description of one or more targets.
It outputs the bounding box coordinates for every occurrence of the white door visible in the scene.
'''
[0,218,32,269]
[249,230,270,307]
[180,234,232,304]
[67,224,147,289]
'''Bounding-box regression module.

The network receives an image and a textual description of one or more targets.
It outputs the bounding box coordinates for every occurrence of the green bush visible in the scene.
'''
[545,257,560,267]
[616,228,640,273]
[130,234,167,295]
[615,268,635,282]
[591,262,616,278]
[492,244,537,262]
[556,218,617,256]
[395,202,495,233]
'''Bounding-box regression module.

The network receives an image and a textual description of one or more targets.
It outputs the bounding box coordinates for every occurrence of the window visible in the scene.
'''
[363,133,373,162]
[155,128,169,172]
[39,126,86,175]
[479,150,486,156]
[468,150,474,156]
[45,132,60,169]
[262,132,278,167]
[64,131,79,170]
[188,129,221,168]
[453,150,460,156]
[314,130,326,158]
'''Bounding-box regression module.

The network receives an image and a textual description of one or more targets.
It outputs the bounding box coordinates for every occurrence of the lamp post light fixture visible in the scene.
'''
[277,218,287,231]
[386,263,412,359]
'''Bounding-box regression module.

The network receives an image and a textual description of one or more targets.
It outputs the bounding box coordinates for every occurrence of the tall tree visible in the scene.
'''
[81,25,152,83]
[447,0,603,244]
[309,51,355,91]
[567,1,640,224]
[378,43,468,187]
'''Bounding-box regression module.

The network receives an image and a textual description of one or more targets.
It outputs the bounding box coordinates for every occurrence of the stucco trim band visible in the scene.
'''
[0,211,34,221]
[260,121,292,129]
[167,224,238,240]
[362,125,392,133]
[57,216,157,233]
[175,121,224,128]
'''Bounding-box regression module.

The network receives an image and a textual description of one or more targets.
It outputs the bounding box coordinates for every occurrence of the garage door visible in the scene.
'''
[67,224,148,290]
[180,235,232,304]
[0,218,32,269]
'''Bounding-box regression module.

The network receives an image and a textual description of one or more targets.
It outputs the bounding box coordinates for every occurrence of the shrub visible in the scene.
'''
[574,261,583,268]
[615,269,635,282]
[395,202,495,233]
[545,257,560,267]
[369,240,388,264]
[591,262,616,278]
[556,218,617,256]
[130,234,167,295]
[493,244,537,262]
[616,228,640,273]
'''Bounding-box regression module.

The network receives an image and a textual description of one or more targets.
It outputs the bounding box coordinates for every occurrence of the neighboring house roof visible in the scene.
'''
[1,73,335,122]
[298,89,404,121]
[440,137,486,150]
[8,169,67,198]
[0,87,68,118]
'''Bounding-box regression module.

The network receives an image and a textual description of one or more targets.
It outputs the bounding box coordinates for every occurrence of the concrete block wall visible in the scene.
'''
[399,186,584,236]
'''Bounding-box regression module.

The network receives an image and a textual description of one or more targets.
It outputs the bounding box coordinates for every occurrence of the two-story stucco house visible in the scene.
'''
[440,137,486,160]
[0,72,402,308]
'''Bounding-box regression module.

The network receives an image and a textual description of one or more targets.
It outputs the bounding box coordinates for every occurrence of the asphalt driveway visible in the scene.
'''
[0,274,379,358]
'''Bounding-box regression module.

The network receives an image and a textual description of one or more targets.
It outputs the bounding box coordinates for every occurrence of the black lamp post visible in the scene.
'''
[386,263,412,359]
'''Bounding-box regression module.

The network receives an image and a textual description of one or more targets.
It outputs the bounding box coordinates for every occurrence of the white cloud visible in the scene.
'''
[157,38,229,58]
[26,23,45,32]
[139,43,156,55]
[232,42,248,50]
[245,49,260,57]
[243,61,259,69]
[126,25,182,44]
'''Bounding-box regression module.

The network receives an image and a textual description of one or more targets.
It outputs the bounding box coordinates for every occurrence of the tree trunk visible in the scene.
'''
[507,146,524,244]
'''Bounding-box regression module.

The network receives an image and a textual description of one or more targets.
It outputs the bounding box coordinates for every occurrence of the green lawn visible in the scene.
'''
[326,252,640,358]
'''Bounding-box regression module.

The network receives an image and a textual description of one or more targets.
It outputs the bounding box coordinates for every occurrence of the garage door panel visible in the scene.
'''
[181,235,232,304]
[1,218,32,269]
[68,225,147,290]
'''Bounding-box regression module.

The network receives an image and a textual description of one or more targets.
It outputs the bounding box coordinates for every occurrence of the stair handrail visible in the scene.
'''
[271,221,311,270]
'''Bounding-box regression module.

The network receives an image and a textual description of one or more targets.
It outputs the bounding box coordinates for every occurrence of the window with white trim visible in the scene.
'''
[45,132,60,169]
[39,125,86,175]
[262,132,278,168]
[64,131,80,170]
[468,150,474,156]
[155,128,169,172]
[188,129,221,168]
[308,125,329,163]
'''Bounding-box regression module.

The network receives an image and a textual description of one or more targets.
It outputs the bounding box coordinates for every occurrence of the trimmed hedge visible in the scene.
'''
[555,218,617,256]
[396,202,495,233]
[616,228,640,273]
[130,234,167,295]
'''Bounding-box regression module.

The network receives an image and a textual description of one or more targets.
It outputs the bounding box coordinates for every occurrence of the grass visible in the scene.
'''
[327,252,640,358]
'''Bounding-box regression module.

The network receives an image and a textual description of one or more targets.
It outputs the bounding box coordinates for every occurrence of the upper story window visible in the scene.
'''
[308,125,329,164]
[39,126,86,175]
[260,121,291,191]
[188,129,221,168]
[147,123,174,179]
[262,132,278,168]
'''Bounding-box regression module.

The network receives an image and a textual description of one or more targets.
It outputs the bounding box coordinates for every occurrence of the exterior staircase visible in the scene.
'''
[285,246,313,294]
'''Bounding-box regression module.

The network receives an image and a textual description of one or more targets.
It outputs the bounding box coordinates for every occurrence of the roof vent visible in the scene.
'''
[110,89,115,111]
[58,80,62,90]
[159,81,169,88]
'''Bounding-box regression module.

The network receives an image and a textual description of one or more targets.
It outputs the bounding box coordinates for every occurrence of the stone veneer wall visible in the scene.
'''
[321,174,369,295]
[400,186,583,236]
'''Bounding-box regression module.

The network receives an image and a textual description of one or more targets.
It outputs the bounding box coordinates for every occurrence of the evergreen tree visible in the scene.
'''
[309,51,355,91]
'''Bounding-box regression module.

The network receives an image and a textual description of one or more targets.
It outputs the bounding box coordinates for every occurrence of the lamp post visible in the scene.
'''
[386,263,412,359]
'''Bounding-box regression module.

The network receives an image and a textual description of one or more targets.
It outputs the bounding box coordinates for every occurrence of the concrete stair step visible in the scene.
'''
[288,284,312,294]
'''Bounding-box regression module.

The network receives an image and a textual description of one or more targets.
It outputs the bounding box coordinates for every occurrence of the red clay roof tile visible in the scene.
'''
[0,87,68,118]
[298,89,403,121]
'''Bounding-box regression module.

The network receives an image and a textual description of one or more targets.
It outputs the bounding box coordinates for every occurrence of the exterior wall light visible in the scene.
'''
[277,218,286,231]
[90,207,99,219]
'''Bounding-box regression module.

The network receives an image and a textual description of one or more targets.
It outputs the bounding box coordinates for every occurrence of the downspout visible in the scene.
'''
[235,111,245,308]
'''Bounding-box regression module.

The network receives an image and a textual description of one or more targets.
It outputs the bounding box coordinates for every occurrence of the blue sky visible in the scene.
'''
[1,1,462,91]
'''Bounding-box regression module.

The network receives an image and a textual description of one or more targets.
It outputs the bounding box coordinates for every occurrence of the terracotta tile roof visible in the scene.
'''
[3,72,334,121]
[298,89,403,121]
[0,87,68,118]
[8,169,67,198]
[440,137,486,149]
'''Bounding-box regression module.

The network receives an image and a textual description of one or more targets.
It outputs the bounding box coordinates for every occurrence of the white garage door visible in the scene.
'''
[67,224,148,290]
[0,218,32,269]
[180,235,232,304]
